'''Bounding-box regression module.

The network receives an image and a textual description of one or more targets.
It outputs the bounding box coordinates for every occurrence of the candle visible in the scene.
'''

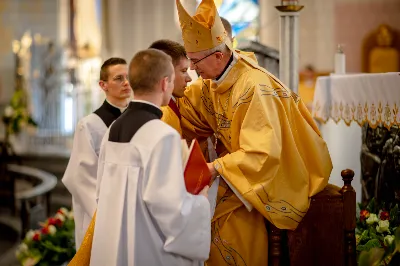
[282,0,298,5]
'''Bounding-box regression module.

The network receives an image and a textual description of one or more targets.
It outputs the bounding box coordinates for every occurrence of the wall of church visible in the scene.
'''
[104,0,181,63]
[334,0,400,73]
[259,0,400,73]
[0,0,60,104]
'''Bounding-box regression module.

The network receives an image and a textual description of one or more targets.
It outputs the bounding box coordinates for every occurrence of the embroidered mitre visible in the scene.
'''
[176,0,232,52]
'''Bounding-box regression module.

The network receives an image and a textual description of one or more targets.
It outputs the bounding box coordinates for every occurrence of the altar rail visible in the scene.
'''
[7,164,57,238]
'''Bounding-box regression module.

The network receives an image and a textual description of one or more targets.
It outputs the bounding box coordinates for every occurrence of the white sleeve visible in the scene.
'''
[143,132,211,261]
[62,120,98,218]
[95,129,110,202]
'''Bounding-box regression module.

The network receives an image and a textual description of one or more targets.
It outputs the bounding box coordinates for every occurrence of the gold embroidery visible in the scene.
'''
[313,100,399,129]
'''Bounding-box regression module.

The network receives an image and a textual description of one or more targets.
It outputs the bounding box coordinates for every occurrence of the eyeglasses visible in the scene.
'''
[189,51,219,65]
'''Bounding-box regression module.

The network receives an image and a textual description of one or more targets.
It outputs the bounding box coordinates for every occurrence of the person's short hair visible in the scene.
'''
[148,39,187,66]
[100,57,127,81]
[220,17,232,39]
[128,49,173,95]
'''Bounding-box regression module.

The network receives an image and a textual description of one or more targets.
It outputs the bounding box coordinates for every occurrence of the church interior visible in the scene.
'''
[0,0,399,265]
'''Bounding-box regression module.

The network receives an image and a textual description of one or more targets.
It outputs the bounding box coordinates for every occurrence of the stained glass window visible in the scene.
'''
[196,0,260,44]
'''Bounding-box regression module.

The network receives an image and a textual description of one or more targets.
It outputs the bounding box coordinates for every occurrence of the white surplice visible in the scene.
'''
[91,119,211,266]
[62,114,107,249]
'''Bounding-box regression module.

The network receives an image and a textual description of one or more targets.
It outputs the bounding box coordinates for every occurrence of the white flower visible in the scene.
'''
[25,230,35,241]
[384,235,395,246]
[19,243,28,253]
[15,243,28,257]
[4,106,14,117]
[48,225,57,235]
[67,210,74,220]
[366,213,379,225]
[376,220,390,233]
[59,207,69,215]
[55,213,65,222]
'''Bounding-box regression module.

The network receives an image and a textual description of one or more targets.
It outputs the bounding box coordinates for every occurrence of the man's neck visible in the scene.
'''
[133,94,162,108]
[214,52,234,80]
[106,97,129,108]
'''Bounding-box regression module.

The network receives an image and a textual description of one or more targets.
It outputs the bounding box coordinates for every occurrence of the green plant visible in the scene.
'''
[16,208,76,266]
[356,198,399,265]
[2,88,37,137]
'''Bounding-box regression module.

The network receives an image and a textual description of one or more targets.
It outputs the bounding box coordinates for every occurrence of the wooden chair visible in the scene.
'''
[267,169,357,266]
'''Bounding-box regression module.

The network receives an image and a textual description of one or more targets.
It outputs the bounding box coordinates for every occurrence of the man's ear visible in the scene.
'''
[160,77,169,93]
[215,51,224,61]
[99,80,107,92]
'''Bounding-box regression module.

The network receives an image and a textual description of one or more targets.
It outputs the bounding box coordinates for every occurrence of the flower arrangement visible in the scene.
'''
[16,208,76,266]
[356,198,400,265]
[2,88,37,138]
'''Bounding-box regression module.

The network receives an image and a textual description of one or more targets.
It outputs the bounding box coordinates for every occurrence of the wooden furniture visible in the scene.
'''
[7,164,57,238]
[267,169,357,266]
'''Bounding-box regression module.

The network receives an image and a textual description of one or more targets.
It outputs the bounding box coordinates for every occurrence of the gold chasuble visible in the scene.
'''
[176,0,333,265]
[161,98,183,136]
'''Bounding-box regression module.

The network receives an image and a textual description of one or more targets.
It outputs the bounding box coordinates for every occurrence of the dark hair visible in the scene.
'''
[149,39,187,66]
[100,57,127,81]
[220,17,232,39]
[128,49,173,94]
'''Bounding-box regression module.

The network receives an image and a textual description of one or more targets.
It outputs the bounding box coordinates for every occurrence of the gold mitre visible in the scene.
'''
[176,0,232,53]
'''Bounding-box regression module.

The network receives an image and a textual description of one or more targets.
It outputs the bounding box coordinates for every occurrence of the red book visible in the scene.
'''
[181,139,212,195]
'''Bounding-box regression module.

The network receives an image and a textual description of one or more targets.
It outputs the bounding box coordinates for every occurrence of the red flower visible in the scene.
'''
[360,210,370,221]
[55,218,63,227]
[41,226,49,235]
[48,217,63,227]
[48,218,57,226]
[32,233,41,241]
[380,211,390,221]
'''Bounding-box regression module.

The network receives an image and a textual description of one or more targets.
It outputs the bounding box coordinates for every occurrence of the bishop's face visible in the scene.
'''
[187,50,224,80]
[101,64,132,100]
[173,57,192,98]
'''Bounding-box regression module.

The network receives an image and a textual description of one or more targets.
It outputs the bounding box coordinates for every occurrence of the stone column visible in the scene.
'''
[275,1,303,93]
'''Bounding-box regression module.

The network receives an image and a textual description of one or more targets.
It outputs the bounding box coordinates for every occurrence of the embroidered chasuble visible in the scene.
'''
[162,98,212,161]
[178,50,333,266]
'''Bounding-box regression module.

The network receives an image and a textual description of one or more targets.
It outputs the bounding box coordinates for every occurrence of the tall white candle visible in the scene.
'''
[334,44,346,74]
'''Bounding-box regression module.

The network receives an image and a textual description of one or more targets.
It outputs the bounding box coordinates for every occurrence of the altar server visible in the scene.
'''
[62,57,131,249]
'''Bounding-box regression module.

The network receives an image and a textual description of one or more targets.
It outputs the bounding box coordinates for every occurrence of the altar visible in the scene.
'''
[312,72,400,203]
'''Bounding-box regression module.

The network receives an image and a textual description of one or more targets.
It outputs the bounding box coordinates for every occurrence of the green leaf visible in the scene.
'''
[367,198,377,213]
[358,248,385,266]
[395,227,400,252]
[357,239,382,252]
[390,204,398,222]
[41,240,69,253]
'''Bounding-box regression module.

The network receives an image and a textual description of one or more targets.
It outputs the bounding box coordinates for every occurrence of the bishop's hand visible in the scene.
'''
[207,162,218,178]
[199,185,209,198]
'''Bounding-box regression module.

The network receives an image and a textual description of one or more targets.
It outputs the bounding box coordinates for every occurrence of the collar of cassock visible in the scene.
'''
[128,100,163,119]
[103,100,126,116]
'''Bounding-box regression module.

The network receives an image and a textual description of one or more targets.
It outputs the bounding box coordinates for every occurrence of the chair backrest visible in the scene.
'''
[267,169,357,266]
